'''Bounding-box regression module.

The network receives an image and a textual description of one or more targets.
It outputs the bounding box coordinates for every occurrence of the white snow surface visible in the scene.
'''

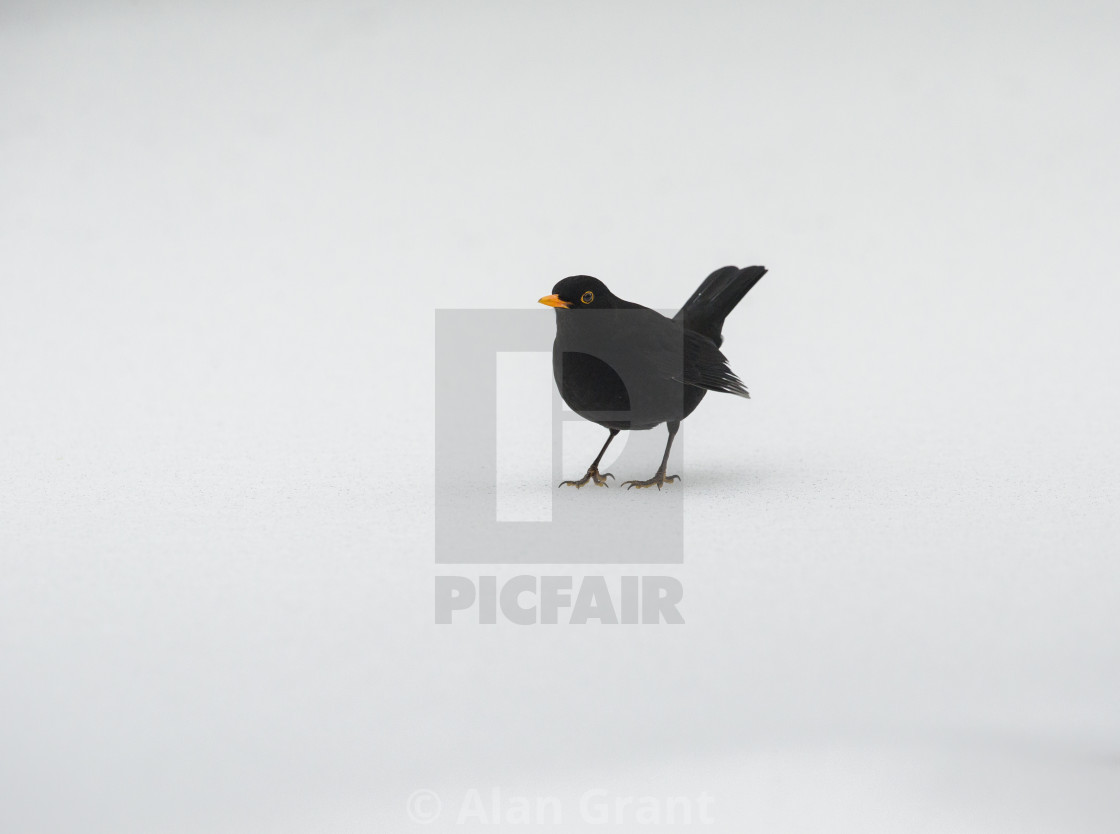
[2,2,1119,832]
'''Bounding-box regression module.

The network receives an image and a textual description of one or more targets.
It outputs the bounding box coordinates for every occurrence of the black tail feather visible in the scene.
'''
[673,265,767,347]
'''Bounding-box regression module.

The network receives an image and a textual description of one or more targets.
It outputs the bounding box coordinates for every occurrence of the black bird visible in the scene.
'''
[539,265,767,489]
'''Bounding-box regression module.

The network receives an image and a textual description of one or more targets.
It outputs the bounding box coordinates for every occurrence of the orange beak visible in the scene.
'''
[538,294,571,309]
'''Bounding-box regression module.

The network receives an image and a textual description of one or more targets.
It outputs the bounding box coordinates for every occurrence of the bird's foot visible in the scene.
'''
[559,467,615,489]
[622,470,681,491]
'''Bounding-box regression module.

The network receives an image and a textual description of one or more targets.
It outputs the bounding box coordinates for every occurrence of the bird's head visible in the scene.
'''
[538,276,616,310]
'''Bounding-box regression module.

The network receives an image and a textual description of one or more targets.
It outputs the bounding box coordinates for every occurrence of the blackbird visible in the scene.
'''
[539,265,767,489]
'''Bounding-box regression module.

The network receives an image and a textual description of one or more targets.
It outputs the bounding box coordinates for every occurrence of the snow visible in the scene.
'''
[2,1,1119,832]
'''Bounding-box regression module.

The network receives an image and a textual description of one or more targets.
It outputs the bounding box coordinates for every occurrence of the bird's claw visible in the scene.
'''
[559,468,615,489]
[622,472,681,491]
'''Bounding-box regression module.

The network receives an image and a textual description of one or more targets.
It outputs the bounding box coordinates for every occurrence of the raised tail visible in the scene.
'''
[673,265,767,347]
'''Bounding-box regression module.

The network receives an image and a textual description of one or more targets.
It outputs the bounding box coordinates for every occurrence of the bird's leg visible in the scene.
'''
[623,421,682,490]
[559,429,619,488]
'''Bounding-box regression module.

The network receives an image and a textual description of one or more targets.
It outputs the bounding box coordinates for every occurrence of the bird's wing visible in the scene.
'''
[619,307,750,399]
[675,329,750,398]
[571,305,750,400]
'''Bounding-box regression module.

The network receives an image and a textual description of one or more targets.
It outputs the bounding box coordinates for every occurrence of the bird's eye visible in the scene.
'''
[581,291,594,304]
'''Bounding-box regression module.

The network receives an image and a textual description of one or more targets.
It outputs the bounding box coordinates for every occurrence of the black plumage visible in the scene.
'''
[539,265,767,489]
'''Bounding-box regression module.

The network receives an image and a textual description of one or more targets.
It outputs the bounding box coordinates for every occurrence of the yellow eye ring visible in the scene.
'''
[581,291,594,304]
